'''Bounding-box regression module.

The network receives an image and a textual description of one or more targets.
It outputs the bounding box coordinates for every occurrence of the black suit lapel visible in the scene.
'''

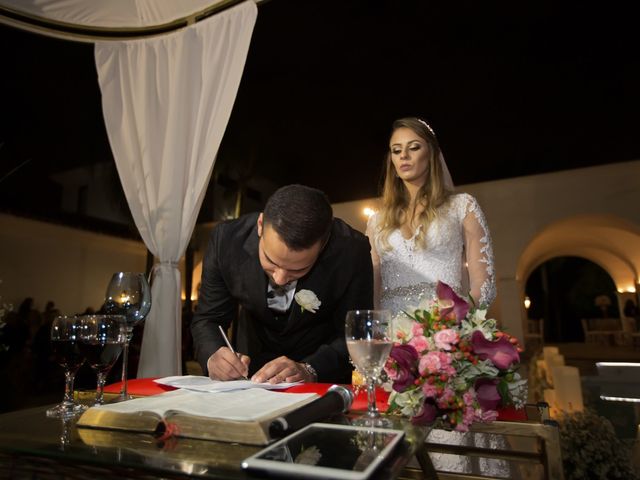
[239,225,270,319]
[282,255,330,333]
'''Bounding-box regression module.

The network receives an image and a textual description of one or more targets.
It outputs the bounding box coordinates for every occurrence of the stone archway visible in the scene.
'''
[516,214,640,348]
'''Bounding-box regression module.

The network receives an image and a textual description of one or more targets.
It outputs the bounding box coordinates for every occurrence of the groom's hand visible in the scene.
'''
[251,356,314,384]
[207,347,250,380]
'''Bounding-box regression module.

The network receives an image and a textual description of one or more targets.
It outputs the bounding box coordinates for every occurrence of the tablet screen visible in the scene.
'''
[242,423,405,480]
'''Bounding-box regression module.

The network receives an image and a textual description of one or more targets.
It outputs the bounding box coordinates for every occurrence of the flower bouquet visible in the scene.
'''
[384,281,527,431]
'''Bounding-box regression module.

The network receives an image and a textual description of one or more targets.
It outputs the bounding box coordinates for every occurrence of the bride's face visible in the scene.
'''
[389,127,430,185]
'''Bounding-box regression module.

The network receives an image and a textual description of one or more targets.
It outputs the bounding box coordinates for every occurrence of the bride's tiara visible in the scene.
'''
[417,118,436,137]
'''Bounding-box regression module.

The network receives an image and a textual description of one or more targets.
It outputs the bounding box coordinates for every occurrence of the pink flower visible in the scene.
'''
[436,387,455,408]
[477,408,499,422]
[433,328,459,350]
[436,351,456,375]
[436,281,469,321]
[457,406,477,431]
[411,322,424,337]
[463,390,476,406]
[408,335,428,353]
[471,330,520,370]
[422,383,438,398]
[385,358,399,380]
[419,351,441,375]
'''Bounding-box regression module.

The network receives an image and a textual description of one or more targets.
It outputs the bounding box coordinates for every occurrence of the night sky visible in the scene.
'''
[1,0,640,214]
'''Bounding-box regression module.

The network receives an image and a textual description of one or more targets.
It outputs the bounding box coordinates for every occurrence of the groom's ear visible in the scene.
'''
[257,213,264,237]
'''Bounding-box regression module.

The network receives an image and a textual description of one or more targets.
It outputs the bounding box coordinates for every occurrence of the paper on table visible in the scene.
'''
[155,375,302,392]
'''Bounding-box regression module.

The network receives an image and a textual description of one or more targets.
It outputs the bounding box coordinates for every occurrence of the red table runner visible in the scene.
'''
[103,378,525,420]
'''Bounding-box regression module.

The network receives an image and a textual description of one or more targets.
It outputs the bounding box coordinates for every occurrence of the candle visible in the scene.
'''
[543,346,559,368]
[545,354,565,385]
[551,366,584,412]
[543,388,558,417]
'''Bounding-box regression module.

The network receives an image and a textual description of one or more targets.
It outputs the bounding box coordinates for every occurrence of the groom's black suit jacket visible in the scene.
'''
[191,213,373,384]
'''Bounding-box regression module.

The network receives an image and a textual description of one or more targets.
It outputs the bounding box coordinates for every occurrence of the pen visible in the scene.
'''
[218,325,249,380]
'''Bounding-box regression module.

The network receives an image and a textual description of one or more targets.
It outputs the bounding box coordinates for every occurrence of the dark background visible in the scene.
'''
[1,0,640,220]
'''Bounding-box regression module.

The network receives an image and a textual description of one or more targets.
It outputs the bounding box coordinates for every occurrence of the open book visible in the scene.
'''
[76,388,318,445]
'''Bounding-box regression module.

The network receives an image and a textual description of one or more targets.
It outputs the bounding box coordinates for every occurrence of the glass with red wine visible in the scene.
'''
[78,314,126,405]
[46,315,87,418]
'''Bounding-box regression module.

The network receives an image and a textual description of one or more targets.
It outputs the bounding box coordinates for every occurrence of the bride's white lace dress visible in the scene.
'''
[368,193,496,313]
[369,193,513,478]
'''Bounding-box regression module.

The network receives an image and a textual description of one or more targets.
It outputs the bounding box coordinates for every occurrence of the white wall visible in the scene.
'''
[0,213,147,315]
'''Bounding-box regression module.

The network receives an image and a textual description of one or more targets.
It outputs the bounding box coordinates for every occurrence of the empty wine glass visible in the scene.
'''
[346,310,392,418]
[103,272,151,401]
[78,314,126,405]
[46,315,86,418]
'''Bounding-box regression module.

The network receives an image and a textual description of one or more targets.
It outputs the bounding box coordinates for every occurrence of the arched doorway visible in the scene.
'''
[525,256,619,343]
[517,214,640,349]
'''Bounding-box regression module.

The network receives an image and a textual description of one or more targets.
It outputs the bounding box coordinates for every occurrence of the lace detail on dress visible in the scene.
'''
[371,193,496,315]
[462,195,496,306]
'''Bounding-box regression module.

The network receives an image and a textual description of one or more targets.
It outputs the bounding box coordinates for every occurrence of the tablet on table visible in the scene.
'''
[241,422,405,480]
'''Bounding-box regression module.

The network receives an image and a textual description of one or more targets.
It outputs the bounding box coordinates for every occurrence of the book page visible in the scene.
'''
[155,375,302,392]
[90,388,317,421]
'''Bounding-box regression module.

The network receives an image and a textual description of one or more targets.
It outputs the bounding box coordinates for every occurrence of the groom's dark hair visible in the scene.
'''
[263,184,333,251]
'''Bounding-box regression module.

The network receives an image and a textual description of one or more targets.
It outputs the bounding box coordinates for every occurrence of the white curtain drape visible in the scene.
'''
[95,0,257,377]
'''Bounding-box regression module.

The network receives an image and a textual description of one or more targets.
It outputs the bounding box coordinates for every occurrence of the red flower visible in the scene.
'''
[389,344,419,392]
[475,378,501,410]
[412,401,438,425]
[436,281,469,321]
[471,330,520,369]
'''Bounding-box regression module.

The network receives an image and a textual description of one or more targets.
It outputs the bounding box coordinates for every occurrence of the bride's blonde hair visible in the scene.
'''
[377,117,452,251]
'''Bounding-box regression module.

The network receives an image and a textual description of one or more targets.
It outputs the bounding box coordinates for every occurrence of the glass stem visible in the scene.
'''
[120,328,134,398]
[95,371,107,405]
[62,370,76,408]
[366,376,379,418]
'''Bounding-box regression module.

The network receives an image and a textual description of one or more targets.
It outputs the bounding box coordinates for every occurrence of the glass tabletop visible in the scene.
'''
[0,404,430,480]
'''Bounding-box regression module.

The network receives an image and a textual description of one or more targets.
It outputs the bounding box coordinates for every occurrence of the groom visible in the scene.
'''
[191,184,373,384]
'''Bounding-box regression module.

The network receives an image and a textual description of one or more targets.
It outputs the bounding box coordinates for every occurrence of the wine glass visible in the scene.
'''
[103,272,151,401]
[46,315,87,418]
[346,310,392,418]
[78,314,126,405]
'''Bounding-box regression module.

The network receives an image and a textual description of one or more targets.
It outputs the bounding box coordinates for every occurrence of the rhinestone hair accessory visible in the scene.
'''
[417,118,436,136]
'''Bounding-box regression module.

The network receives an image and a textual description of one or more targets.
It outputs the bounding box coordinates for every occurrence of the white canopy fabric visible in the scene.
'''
[95,0,257,377]
[0,0,228,29]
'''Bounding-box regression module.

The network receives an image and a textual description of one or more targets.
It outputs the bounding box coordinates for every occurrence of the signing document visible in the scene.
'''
[155,375,302,393]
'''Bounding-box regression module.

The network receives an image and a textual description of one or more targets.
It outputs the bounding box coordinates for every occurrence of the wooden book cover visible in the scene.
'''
[77,388,318,445]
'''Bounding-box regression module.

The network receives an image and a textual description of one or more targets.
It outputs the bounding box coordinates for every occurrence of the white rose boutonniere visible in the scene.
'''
[295,289,321,313]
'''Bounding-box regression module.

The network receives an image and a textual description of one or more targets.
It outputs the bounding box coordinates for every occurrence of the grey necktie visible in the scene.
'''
[267,280,297,313]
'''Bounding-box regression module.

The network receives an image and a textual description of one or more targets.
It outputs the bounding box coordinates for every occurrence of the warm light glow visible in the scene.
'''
[363,207,376,218]
[118,292,130,304]
[524,296,531,309]
[181,291,198,302]
[617,286,636,293]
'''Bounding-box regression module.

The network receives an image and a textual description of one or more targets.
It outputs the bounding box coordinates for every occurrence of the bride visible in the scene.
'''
[367,117,510,477]
[367,116,496,313]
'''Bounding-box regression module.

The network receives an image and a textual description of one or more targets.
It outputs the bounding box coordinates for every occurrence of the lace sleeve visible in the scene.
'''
[366,214,382,309]
[461,195,496,307]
